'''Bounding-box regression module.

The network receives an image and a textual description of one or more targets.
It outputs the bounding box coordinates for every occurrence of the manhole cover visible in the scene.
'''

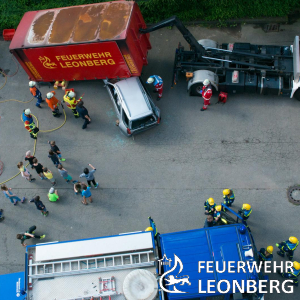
[264,24,280,32]
[287,185,300,205]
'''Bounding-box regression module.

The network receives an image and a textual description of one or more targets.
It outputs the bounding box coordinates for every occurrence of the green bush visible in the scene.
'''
[0,0,299,30]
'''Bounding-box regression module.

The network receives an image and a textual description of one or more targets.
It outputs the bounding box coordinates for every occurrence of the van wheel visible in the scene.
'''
[294,88,300,101]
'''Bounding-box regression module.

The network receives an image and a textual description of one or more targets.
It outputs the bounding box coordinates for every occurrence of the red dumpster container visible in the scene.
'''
[9,1,151,82]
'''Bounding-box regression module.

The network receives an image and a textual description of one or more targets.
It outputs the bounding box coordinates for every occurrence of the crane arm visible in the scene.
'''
[140,16,205,56]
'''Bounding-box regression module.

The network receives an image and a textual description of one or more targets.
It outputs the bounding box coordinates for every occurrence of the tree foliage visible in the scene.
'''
[0,0,299,30]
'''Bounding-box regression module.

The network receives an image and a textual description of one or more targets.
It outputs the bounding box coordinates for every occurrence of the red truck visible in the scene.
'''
[9,1,151,82]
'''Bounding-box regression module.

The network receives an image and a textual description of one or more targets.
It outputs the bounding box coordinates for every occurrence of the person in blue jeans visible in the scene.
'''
[81,184,92,205]
[0,209,4,222]
[1,184,26,205]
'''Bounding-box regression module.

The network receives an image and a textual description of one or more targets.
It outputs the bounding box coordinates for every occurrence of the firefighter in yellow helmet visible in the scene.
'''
[63,91,82,118]
[258,246,273,262]
[277,261,300,286]
[223,189,235,207]
[213,205,222,225]
[204,198,215,215]
[145,227,153,232]
[276,236,299,260]
[238,204,252,221]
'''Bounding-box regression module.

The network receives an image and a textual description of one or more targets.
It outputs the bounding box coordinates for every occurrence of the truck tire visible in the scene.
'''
[189,82,203,96]
[294,88,300,101]
[189,81,217,96]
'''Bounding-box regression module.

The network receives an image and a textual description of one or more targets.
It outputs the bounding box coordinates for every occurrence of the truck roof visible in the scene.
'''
[159,224,256,299]
[25,231,158,300]
[10,1,135,50]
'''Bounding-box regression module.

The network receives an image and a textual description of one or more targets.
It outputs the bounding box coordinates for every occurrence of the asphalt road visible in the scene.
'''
[0,20,300,300]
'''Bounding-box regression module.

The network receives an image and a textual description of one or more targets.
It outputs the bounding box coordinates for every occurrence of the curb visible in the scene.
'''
[146,16,289,27]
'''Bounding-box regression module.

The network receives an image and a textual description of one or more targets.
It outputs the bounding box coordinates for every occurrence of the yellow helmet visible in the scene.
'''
[289,237,298,244]
[145,227,153,232]
[242,204,251,210]
[208,198,214,205]
[223,189,230,196]
[216,205,222,212]
[266,246,273,254]
[293,261,300,270]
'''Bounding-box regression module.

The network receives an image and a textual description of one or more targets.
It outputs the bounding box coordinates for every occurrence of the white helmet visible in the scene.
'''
[147,77,154,84]
[203,79,210,86]
[46,92,54,99]
[24,108,31,115]
[68,91,75,98]
[29,81,36,87]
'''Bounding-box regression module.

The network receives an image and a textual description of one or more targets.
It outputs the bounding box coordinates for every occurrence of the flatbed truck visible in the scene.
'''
[140,16,300,101]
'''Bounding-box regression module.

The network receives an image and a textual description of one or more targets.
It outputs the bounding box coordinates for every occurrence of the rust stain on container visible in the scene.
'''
[49,7,83,44]
[99,2,131,40]
[73,5,106,42]
[26,2,134,46]
[31,12,54,43]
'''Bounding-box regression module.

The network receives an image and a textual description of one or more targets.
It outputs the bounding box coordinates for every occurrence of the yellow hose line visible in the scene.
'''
[0,71,67,184]
[0,71,7,91]
[37,106,67,133]
[0,97,34,104]
[0,139,37,185]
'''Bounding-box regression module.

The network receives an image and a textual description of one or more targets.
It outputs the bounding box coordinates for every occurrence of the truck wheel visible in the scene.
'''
[189,81,217,96]
[294,88,300,101]
[189,82,203,96]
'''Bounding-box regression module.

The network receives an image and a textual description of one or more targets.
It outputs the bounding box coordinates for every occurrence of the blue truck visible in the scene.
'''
[0,206,265,300]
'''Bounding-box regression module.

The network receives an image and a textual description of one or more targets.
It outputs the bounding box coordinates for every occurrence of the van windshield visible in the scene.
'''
[131,115,156,130]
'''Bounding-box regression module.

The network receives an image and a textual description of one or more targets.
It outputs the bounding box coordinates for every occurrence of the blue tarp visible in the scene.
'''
[159,224,254,299]
[0,272,25,299]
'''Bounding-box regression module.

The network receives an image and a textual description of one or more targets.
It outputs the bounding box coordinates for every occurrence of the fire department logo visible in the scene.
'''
[39,56,57,69]
[158,254,191,294]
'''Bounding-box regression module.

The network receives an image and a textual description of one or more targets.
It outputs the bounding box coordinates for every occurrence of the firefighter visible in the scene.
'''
[214,205,222,224]
[204,198,216,215]
[29,81,44,108]
[239,203,252,221]
[46,91,62,117]
[21,109,39,139]
[258,246,273,262]
[63,91,81,118]
[200,79,212,111]
[277,261,300,286]
[147,75,163,101]
[276,236,299,260]
[223,189,235,207]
